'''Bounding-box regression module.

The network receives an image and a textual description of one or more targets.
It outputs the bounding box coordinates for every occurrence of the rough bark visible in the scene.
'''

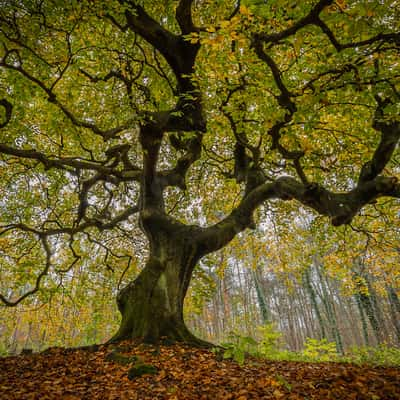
[111,221,210,346]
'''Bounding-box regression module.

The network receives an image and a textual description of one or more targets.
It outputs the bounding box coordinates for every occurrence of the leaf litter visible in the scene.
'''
[0,341,399,399]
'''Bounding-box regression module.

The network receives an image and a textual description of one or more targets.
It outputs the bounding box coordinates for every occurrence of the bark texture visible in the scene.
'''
[111,222,210,345]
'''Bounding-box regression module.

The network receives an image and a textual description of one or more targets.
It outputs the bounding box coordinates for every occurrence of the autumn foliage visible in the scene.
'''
[1,342,400,399]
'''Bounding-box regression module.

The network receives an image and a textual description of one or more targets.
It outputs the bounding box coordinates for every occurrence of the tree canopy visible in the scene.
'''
[0,0,399,344]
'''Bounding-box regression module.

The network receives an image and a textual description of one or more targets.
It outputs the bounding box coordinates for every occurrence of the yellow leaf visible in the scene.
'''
[220,20,230,29]
[239,5,252,16]
[273,389,285,398]
[336,0,347,11]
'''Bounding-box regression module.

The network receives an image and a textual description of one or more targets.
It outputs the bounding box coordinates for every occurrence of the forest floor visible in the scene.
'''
[0,341,399,399]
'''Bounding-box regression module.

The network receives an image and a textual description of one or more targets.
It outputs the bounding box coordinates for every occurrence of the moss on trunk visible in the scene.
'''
[110,236,211,348]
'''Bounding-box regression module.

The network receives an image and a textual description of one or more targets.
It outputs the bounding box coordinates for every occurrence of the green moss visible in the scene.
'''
[127,364,158,380]
[105,351,138,365]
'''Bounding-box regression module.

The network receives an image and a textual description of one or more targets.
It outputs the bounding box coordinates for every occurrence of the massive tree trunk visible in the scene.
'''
[111,225,209,345]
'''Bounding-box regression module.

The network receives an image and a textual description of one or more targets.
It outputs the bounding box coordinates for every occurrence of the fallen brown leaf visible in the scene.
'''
[0,342,399,399]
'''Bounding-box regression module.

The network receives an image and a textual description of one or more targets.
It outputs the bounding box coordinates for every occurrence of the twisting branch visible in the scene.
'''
[252,41,307,183]
[56,237,81,273]
[0,197,139,306]
[119,0,205,133]
[315,18,400,52]
[0,204,140,239]
[76,172,104,224]
[198,174,400,255]
[162,131,202,190]
[0,99,12,128]
[82,231,132,274]
[121,1,197,85]
[255,0,398,54]
[0,48,130,140]
[358,96,400,185]
[251,47,296,113]
[220,84,265,193]
[113,1,206,210]
[139,123,164,210]
[0,142,142,183]
[254,0,334,44]
[0,235,52,307]
[228,1,241,20]
[176,0,197,35]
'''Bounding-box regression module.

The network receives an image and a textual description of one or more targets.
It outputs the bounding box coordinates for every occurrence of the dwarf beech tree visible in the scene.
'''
[0,0,399,345]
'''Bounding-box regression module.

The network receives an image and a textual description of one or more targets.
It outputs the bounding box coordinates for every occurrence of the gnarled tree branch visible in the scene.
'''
[0,99,12,128]
[198,174,399,255]
[358,97,400,185]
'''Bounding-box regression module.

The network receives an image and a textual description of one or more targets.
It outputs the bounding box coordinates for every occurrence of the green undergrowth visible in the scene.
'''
[217,324,400,367]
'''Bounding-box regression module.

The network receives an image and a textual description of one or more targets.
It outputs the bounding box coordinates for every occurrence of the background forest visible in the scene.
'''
[2,204,399,360]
